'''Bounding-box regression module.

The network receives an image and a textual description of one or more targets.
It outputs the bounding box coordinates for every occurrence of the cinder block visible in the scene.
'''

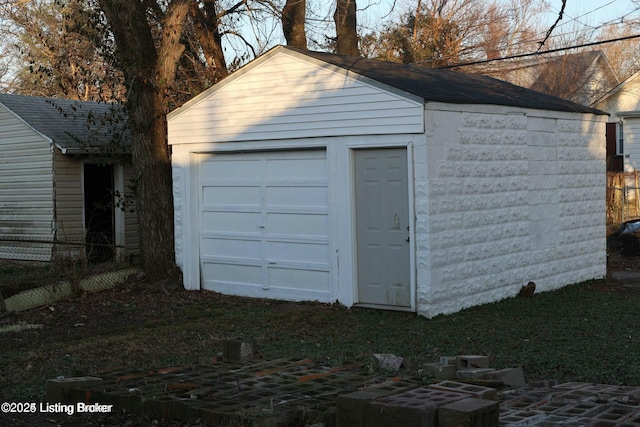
[498,410,546,425]
[222,340,258,362]
[363,388,468,427]
[456,355,490,370]
[423,362,457,380]
[336,390,380,427]
[46,376,103,403]
[456,368,496,379]
[556,402,606,418]
[481,367,525,389]
[440,356,457,366]
[438,398,499,427]
[429,381,498,401]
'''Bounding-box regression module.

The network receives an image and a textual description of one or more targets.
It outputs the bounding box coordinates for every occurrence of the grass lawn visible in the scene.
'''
[1,276,639,404]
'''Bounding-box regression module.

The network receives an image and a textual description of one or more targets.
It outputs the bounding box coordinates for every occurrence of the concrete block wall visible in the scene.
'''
[417,105,606,317]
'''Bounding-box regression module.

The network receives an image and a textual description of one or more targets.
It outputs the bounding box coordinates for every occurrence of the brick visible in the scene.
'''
[456,355,490,370]
[482,367,526,389]
[429,381,498,401]
[46,376,103,403]
[438,398,499,427]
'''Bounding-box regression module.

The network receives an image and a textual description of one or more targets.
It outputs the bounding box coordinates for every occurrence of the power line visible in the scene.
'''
[439,33,640,69]
[538,0,566,50]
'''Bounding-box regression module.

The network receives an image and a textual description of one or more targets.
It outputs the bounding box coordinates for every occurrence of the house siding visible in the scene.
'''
[53,150,84,247]
[418,104,606,317]
[0,104,55,261]
[168,51,424,144]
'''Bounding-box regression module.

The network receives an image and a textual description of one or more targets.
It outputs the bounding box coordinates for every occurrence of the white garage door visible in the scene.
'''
[197,150,330,301]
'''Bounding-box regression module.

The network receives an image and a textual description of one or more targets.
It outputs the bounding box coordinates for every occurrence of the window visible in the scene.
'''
[617,121,624,156]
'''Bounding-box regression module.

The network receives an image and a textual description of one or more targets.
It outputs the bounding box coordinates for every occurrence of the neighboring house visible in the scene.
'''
[168,46,607,318]
[466,50,620,107]
[0,93,139,262]
[593,71,640,172]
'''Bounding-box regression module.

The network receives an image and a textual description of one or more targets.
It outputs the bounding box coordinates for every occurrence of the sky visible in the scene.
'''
[357,0,640,36]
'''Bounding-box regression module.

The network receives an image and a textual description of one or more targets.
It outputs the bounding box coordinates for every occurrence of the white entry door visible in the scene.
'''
[354,148,411,308]
[197,150,331,302]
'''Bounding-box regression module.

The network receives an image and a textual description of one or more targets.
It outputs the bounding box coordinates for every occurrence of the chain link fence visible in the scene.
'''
[0,236,140,313]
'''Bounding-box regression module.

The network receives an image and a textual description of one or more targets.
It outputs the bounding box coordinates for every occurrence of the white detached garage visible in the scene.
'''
[168,46,608,318]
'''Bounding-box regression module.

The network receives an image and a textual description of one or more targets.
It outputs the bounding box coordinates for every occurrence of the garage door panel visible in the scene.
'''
[202,186,261,206]
[201,211,261,233]
[266,186,327,207]
[202,261,262,286]
[265,157,326,180]
[200,158,261,180]
[201,237,262,260]
[267,267,329,293]
[266,240,330,264]
[267,212,328,236]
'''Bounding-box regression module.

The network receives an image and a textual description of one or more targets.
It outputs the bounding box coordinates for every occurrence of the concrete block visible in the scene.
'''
[46,376,103,403]
[456,355,490,370]
[555,402,607,418]
[336,391,380,427]
[363,388,468,427]
[423,362,457,380]
[456,368,496,380]
[222,340,259,362]
[482,367,526,389]
[438,398,499,427]
[498,410,547,425]
[440,356,457,366]
[429,381,498,401]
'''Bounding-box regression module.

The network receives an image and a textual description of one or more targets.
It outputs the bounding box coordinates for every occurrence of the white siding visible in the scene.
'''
[417,104,606,317]
[169,51,423,144]
[0,104,55,261]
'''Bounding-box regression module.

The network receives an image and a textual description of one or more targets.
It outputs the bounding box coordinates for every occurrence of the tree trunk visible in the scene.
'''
[192,0,229,80]
[334,0,358,56]
[98,0,190,283]
[282,0,307,49]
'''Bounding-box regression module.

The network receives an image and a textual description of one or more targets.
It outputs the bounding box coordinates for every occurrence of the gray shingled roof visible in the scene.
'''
[287,47,608,115]
[0,93,129,154]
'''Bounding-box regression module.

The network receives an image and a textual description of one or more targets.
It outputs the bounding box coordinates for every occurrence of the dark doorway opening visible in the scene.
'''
[84,164,115,262]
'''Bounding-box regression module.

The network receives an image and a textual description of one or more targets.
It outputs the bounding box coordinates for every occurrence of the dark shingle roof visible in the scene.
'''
[286,47,607,115]
[0,93,129,154]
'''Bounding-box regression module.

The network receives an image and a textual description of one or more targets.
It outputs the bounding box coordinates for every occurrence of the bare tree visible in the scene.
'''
[334,0,359,55]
